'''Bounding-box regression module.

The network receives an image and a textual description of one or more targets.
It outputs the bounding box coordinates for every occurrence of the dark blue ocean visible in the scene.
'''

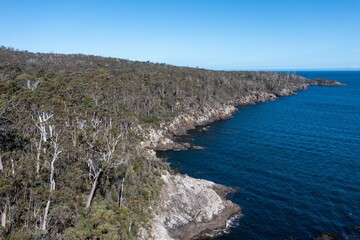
[161,71,360,239]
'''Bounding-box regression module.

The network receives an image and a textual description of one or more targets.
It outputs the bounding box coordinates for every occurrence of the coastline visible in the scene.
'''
[142,78,344,240]
[149,172,240,240]
[141,83,314,239]
[0,48,350,239]
[142,83,309,153]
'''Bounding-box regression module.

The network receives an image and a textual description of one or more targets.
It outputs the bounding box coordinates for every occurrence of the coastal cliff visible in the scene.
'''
[142,83,309,153]
[140,80,341,239]
[0,47,343,239]
[149,172,240,240]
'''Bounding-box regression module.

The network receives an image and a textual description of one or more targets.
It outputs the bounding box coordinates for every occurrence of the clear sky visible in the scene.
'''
[1,0,360,70]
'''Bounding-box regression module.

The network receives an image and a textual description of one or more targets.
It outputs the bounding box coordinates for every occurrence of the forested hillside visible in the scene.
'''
[0,47,315,239]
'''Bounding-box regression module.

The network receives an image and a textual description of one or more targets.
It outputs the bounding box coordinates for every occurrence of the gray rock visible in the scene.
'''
[149,172,240,240]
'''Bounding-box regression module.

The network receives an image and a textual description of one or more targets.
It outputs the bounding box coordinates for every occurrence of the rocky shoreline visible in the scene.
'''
[141,91,303,239]
[149,172,240,240]
[141,79,342,240]
[141,84,308,153]
[0,48,348,239]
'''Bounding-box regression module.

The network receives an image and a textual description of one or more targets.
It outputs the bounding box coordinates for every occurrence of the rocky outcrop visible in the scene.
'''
[141,105,237,151]
[233,84,309,105]
[142,82,341,240]
[234,91,277,105]
[276,83,309,96]
[313,226,360,240]
[314,233,344,240]
[142,85,313,152]
[149,171,240,240]
[139,127,187,151]
[139,88,307,239]
[168,105,237,136]
[310,79,345,86]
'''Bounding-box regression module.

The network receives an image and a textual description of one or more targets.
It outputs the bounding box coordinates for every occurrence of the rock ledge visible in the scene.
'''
[149,172,240,240]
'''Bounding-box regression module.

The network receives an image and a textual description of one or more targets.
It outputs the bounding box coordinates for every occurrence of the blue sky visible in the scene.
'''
[1,0,359,70]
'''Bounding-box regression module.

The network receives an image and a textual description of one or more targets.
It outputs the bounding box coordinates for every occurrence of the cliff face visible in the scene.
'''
[140,105,237,151]
[148,172,240,240]
[0,48,344,239]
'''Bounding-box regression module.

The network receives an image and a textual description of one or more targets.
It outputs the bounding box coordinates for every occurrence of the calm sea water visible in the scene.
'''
[160,71,360,239]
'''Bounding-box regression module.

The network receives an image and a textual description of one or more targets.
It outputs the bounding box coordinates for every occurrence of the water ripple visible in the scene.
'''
[163,71,360,240]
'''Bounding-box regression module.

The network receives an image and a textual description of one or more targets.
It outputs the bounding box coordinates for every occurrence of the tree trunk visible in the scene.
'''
[1,205,6,228]
[10,158,15,177]
[36,139,42,174]
[50,158,56,191]
[119,177,125,208]
[86,170,101,208]
[41,200,50,231]
[0,153,3,171]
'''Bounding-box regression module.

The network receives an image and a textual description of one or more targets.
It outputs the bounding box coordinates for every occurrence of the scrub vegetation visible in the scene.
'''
[0,47,310,239]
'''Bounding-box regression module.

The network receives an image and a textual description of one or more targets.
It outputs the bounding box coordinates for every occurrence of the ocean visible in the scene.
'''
[160,71,360,239]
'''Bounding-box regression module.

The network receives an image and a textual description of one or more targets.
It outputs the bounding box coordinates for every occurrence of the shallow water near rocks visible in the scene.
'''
[160,71,360,239]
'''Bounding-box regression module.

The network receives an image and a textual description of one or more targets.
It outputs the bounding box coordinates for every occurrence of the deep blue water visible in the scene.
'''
[161,71,360,239]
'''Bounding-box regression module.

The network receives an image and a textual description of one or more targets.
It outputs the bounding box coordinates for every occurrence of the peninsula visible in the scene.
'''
[0,47,341,239]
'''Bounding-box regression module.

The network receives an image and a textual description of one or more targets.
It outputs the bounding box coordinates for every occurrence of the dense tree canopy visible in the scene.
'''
[0,47,310,239]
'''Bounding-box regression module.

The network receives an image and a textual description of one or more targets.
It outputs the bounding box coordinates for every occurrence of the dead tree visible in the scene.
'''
[0,152,3,172]
[83,115,103,208]
[34,112,53,174]
[118,177,125,208]
[37,116,61,231]
[26,79,41,91]
[83,116,126,208]
[85,157,102,208]
[1,205,6,229]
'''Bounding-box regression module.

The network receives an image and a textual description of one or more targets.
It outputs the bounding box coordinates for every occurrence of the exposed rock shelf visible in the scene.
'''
[149,172,240,240]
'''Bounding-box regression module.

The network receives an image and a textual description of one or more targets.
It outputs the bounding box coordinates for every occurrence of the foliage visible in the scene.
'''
[0,47,309,239]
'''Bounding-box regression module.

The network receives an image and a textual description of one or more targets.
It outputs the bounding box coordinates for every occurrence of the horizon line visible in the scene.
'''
[1,45,360,72]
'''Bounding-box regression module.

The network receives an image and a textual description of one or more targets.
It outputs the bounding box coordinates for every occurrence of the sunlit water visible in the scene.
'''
[160,71,360,239]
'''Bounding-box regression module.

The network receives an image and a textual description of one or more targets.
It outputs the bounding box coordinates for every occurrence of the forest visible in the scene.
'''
[0,47,313,239]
